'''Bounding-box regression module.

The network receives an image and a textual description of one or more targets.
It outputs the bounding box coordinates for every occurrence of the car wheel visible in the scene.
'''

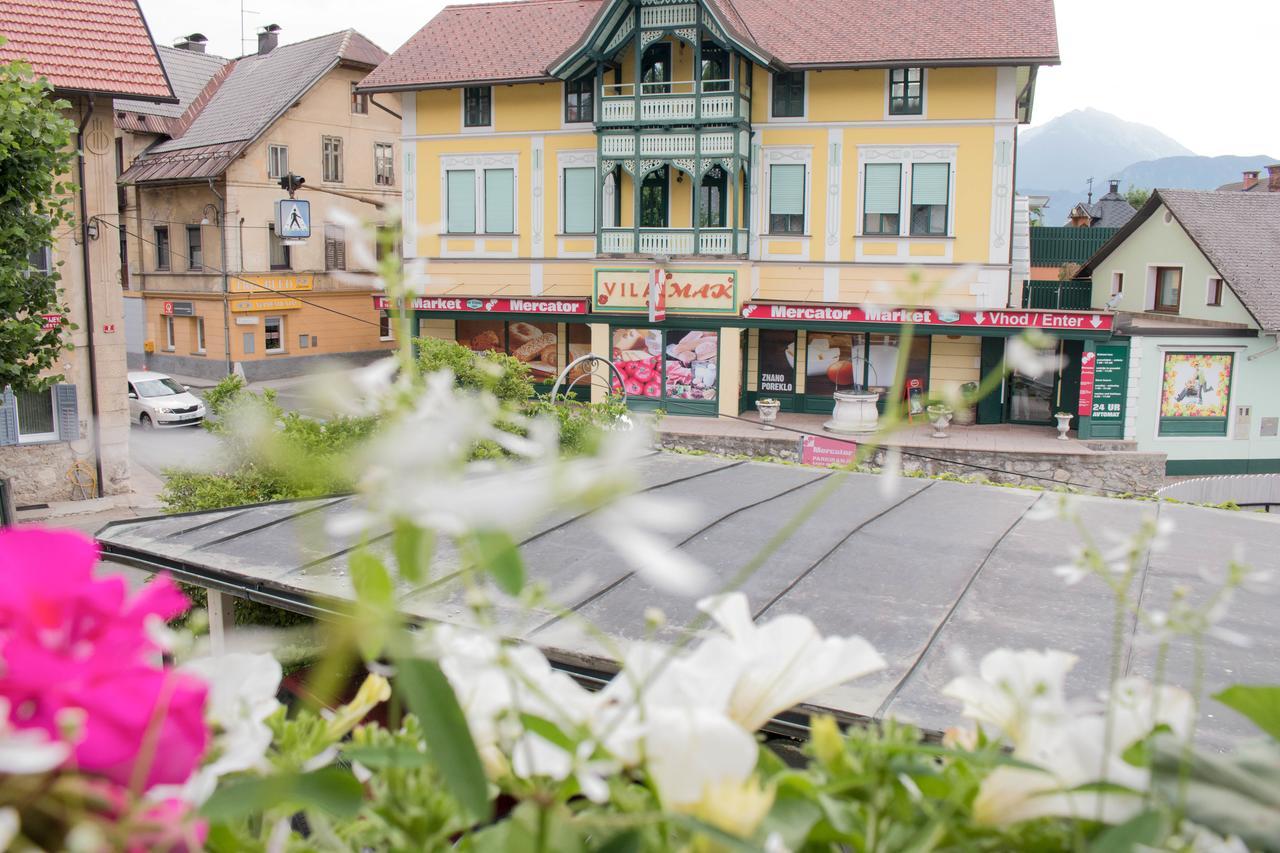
[139,413,154,430]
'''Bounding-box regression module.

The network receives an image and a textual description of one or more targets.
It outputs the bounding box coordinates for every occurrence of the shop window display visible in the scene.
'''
[804,332,930,396]
[757,329,797,394]
[612,328,718,403]
[456,319,563,382]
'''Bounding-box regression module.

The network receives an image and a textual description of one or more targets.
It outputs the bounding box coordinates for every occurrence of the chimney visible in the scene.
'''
[1107,179,1120,196]
[1268,164,1280,193]
[1242,170,1260,191]
[257,24,281,55]
[174,32,208,53]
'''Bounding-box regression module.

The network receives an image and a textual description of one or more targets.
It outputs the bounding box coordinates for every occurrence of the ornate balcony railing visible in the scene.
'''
[599,79,749,125]
[600,227,747,256]
[599,130,743,159]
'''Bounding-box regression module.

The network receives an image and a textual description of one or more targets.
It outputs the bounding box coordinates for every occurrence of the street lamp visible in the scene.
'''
[200,203,220,225]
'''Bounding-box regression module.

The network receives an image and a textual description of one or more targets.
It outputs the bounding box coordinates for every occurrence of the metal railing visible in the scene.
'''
[1021,279,1094,310]
[599,228,746,256]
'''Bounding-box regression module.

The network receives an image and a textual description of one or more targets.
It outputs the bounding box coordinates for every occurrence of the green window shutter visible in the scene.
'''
[54,384,78,441]
[447,170,476,233]
[563,167,595,234]
[864,163,901,214]
[484,168,515,234]
[0,387,16,446]
[769,164,804,215]
[911,163,949,206]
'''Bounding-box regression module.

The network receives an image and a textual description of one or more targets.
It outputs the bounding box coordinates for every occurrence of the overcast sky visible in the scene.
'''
[139,0,1277,156]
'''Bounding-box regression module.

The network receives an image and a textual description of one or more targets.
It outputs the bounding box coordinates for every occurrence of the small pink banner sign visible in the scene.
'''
[800,434,857,467]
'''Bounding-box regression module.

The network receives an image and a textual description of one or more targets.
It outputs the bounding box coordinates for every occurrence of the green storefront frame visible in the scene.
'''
[603,319,722,417]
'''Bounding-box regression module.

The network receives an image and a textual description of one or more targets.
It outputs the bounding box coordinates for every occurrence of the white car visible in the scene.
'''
[127,371,206,428]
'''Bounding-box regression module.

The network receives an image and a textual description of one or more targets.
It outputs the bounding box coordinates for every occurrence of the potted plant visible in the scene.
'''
[926,403,954,439]
[755,398,781,430]
[1055,410,1074,440]
[952,381,979,426]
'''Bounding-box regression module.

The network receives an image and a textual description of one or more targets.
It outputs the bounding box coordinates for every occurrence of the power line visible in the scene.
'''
[100,217,385,331]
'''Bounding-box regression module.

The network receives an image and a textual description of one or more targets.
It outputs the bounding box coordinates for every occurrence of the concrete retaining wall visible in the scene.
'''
[0,441,80,506]
[657,431,1167,496]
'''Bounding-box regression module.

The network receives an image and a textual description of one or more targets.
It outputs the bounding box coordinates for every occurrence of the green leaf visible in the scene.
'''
[1214,685,1280,740]
[396,656,492,821]
[342,743,432,769]
[668,815,758,852]
[594,830,642,853]
[350,548,394,609]
[1089,810,1163,853]
[518,713,576,752]
[201,767,364,821]
[760,795,823,850]
[467,530,525,596]
[393,520,434,584]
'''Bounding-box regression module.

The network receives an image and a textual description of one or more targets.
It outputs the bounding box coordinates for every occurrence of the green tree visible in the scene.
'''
[1124,186,1151,209]
[0,44,77,390]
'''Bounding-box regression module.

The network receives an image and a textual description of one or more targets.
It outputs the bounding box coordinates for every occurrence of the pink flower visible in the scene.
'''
[0,527,208,788]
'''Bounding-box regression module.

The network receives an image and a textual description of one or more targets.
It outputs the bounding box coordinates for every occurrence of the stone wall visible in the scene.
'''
[0,441,80,506]
[657,431,1167,496]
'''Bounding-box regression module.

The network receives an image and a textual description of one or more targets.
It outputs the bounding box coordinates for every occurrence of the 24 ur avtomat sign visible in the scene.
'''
[741,302,1115,333]
[372,295,589,315]
[594,269,738,315]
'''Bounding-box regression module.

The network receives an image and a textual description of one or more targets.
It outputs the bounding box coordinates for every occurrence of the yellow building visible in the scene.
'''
[118,27,401,381]
[362,0,1109,423]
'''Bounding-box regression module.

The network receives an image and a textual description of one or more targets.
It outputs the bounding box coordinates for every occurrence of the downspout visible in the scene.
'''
[208,178,232,376]
[1247,333,1279,361]
[75,97,104,497]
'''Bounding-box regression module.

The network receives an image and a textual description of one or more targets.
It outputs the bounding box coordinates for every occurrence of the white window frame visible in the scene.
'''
[562,76,595,128]
[854,144,957,262]
[1206,275,1224,307]
[164,315,175,351]
[1111,271,1125,296]
[186,224,202,270]
[767,70,808,122]
[15,388,58,444]
[350,82,369,115]
[439,153,519,257]
[461,86,494,133]
[194,316,206,354]
[1145,263,1184,313]
[374,142,395,186]
[263,316,285,354]
[755,146,813,261]
[883,68,928,120]
[322,135,344,183]
[379,310,393,341]
[557,150,597,257]
[267,144,288,179]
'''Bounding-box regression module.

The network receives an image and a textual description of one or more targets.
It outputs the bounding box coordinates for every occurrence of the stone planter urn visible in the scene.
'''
[927,404,954,439]
[824,390,880,435]
[1055,411,1073,440]
[755,398,781,430]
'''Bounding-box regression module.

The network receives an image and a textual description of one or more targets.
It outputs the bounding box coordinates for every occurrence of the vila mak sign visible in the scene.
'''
[742,303,1114,332]
[594,269,737,315]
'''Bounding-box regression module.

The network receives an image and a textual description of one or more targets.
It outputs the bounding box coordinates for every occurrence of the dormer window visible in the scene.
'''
[889,68,924,116]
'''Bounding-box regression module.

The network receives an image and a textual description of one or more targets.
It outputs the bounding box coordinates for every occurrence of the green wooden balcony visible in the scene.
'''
[599,79,750,125]
[1029,226,1118,267]
[1021,279,1095,310]
[600,227,747,256]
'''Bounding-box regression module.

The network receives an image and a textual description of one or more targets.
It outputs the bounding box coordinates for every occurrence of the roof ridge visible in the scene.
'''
[443,0,597,9]
[232,27,351,60]
[157,44,231,63]
[166,56,238,141]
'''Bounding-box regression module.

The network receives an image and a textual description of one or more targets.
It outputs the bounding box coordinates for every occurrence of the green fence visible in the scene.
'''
[1022,280,1094,310]
[1030,226,1118,267]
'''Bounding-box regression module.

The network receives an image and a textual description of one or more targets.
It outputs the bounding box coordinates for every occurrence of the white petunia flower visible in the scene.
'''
[943,648,1077,744]
[0,697,70,775]
[642,705,759,808]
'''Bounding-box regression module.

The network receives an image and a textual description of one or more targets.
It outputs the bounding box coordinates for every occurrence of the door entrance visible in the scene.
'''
[1008,341,1061,425]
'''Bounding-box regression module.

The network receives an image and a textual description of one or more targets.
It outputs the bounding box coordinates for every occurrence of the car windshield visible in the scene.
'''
[134,378,186,398]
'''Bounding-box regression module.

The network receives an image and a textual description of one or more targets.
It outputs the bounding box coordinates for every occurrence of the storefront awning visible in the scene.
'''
[738,301,1116,338]
[375,295,591,316]
[95,454,1279,744]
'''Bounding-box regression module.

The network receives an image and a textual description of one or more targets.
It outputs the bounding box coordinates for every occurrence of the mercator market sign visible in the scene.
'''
[372,296,589,315]
[740,303,1115,332]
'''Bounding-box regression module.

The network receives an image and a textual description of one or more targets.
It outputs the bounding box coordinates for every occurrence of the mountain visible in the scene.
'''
[1116,154,1277,190]
[1017,108,1193,190]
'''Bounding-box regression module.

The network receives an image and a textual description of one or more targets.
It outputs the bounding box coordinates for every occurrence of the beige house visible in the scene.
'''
[0,1,174,505]
[119,27,401,381]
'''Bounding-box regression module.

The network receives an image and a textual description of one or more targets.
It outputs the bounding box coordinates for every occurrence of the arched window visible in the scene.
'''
[699,166,727,228]
[640,167,668,228]
[642,43,671,94]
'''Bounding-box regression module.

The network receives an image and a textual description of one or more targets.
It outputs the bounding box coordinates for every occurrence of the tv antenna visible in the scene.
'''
[1085,176,1094,204]
[240,1,259,56]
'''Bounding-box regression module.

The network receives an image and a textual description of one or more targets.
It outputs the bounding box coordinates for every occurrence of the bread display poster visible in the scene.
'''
[805,333,860,395]
[457,319,560,379]
[757,329,796,394]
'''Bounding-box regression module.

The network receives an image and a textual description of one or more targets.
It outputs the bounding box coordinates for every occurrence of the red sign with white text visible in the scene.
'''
[800,434,857,467]
[741,303,1114,332]
[41,313,61,331]
[372,295,589,315]
[1077,350,1097,417]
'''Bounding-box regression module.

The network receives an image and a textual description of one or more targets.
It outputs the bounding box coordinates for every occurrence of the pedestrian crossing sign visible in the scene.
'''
[275,198,311,239]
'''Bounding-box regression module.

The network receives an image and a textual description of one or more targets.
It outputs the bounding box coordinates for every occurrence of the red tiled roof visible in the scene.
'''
[0,0,174,101]
[360,0,605,91]
[361,0,1059,91]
